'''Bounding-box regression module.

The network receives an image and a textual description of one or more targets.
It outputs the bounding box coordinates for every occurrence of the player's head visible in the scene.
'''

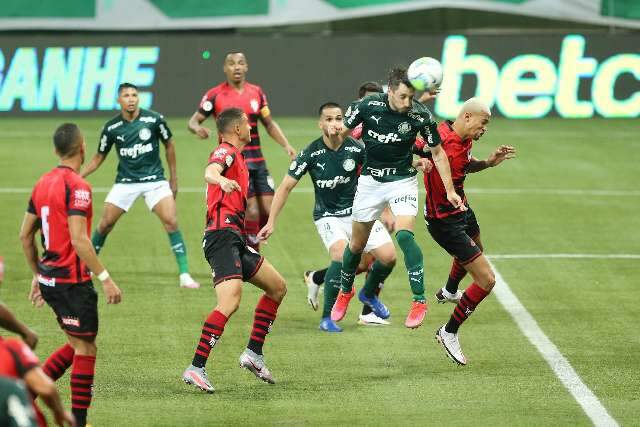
[358,81,383,99]
[53,123,85,163]
[117,83,139,114]
[217,108,251,144]
[318,102,343,137]
[457,97,491,140]
[387,67,414,113]
[224,52,248,84]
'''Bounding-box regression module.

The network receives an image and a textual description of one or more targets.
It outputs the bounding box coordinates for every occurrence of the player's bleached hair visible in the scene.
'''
[53,123,82,158]
[459,98,491,117]
[388,67,411,91]
[118,82,138,94]
[358,81,383,98]
[216,108,245,134]
[318,102,341,116]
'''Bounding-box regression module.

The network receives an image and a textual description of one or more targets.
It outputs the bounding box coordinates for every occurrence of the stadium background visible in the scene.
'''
[0,1,638,425]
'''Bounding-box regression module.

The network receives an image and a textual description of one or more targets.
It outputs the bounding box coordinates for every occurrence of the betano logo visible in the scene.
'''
[0,46,159,111]
[437,35,639,119]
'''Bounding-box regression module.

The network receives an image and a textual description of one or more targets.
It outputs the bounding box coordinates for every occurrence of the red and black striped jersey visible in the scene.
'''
[28,166,93,285]
[418,121,471,219]
[0,337,40,379]
[205,142,249,234]
[198,82,270,170]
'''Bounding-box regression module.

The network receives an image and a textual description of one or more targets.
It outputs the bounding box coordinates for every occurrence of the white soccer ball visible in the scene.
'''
[407,57,443,92]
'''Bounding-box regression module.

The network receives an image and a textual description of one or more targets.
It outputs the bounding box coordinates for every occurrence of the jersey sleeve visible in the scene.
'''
[287,149,311,181]
[198,88,217,118]
[208,146,236,172]
[412,135,432,158]
[258,87,271,119]
[157,114,173,143]
[67,179,92,217]
[5,339,39,377]
[418,110,442,148]
[344,99,364,130]
[98,125,114,155]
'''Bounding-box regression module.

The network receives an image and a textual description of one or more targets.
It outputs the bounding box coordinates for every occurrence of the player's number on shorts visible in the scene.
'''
[41,206,50,249]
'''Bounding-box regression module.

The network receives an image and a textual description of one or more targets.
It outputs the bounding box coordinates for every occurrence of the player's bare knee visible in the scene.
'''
[98,220,114,235]
[163,218,179,233]
[479,270,496,291]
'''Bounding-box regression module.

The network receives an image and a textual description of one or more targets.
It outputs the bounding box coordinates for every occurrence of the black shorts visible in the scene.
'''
[426,207,482,265]
[40,281,98,340]
[203,230,265,286]
[248,167,275,198]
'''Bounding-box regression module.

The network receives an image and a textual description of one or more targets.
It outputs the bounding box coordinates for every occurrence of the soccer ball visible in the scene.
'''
[407,57,443,92]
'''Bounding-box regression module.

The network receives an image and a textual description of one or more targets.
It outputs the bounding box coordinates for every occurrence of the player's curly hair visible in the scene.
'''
[53,123,82,158]
[388,67,411,91]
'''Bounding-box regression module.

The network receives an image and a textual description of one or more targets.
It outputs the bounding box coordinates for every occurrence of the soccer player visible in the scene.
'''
[259,102,396,332]
[20,123,122,426]
[332,67,464,329]
[0,302,38,349]
[188,52,296,251]
[0,376,38,427]
[182,108,287,393]
[82,83,199,289]
[416,98,515,365]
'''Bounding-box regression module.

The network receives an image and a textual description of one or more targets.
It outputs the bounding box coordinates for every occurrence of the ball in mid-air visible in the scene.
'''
[407,57,443,92]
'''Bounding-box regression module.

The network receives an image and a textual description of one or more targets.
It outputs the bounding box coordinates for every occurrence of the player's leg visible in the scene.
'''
[254,168,276,250]
[359,221,396,321]
[66,336,96,427]
[318,239,347,332]
[41,343,75,382]
[92,183,137,253]
[148,185,199,289]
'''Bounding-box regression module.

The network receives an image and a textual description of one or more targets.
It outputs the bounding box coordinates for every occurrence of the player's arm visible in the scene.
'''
[23,367,75,426]
[188,111,212,140]
[257,175,299,241]
[80,153,106,178]
[467,145,516,173]
[19,211,45,308]
[0,303,38,349]
[430,144,464,210]
[260,114,296,160]
[68,215,121,304]
[204,163,241,193]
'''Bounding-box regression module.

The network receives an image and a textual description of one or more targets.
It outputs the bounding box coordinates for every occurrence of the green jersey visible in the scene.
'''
[98,109,173,184]
[288,136,364,221]
[344,93,441,182]
[0,377,37,427]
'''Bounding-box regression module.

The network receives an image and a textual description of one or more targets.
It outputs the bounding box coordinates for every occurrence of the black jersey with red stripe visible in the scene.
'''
[417,121,471,219]
[28,166,93,284]
[198,82,269,170]
[205,142,249,234]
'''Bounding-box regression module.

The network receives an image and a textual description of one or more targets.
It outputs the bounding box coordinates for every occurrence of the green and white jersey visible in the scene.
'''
[98,109,173,184]
[0,377,37,427]
[288,136,364,221]
[344,92,441,183]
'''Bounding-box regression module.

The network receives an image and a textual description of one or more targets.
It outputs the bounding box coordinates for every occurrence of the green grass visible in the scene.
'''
[0,117,638,426]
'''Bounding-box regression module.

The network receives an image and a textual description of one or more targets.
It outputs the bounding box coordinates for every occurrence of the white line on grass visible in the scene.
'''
[489,260,619,427]
[489,254,640,260]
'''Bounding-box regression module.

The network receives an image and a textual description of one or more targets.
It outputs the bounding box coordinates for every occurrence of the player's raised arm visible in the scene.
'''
[257,175,299,241]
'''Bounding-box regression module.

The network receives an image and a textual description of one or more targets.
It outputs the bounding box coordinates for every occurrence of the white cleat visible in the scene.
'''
[303,271,320,311]
[180,273,200,289]
[357,312,390,326]
[435,325,467,366]
[435,287,463,304]
[182,365,215,393]
[239,349,276,384]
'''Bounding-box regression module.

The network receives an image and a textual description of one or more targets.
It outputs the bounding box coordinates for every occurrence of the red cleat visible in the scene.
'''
[330,287,356,322]
[405,300,429,329]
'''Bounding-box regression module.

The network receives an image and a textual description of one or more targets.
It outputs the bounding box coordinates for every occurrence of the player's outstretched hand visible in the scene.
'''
[29,277,45,308]
[257,223,274,241]
[220,178,241,193]
[488,145,516,167]
[447,191,467,211]
[55,410,76,427]
[195,126,212,140]
[102,278,122,304]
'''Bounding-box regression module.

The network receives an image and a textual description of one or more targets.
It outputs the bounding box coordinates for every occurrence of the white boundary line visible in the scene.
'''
[489,254,640,260]
[489,260,619,426]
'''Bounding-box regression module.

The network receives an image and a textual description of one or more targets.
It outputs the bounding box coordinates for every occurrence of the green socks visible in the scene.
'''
[322,261,343,318]
[363,261,393,297]
[396,230,425,302]
[92,231,107,254]
[168,230,189,274]
[340,246,362,293]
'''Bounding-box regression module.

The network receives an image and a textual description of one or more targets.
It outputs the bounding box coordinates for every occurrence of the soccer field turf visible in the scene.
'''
[0,116,638,426]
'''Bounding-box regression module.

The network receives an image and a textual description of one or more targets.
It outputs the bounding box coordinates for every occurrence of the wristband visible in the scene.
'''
[97,270,110,281]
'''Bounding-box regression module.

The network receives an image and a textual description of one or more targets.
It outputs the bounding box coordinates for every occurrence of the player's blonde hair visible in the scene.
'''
[458,98,491,118]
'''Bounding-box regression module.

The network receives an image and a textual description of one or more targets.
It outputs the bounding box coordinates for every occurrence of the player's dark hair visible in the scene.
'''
[318,102,342,116]
[225,52,246,60]
[358,81,383,98]
[53,123,82,158]
[388,67,411,91]
[216,108,245,134]
[118,82,138,94]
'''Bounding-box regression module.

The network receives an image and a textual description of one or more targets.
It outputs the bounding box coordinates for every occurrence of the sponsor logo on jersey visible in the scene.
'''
[408,111,425,123]
[139,175,158,181]
[250,99,259,112]
[267,175,275,190]
[225,155,233,167]
[99,134,108,152]
[324,206,352,217]
[107,121,123,131]
[393,194,417,206]
[295,162,308,176]
[368,100,386,107]
[316,175,350,189]
[73,189,91,208]
[317,163,326,171]
[344,145,361,153]
[202,101,213,112]
[159,123,170,140]
[37,274,55,287]
[138,128,151,141]
[367,166,397,177]
[342,159,356,172]
[61,316,80,327]
[119,142,153,159]
[310,148,325,157]
[370,115,381,124]
[140,116,157,123]
[289,160,297,171]
[345,106,359,125]
[116,135,125,142]
[398,122,412,134]
[213,148,228,160]
[367,129,401,144]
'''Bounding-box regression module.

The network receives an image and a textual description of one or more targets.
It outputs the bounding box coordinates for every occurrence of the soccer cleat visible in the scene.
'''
[435,287,463,304]
[319,317,343,332]
[404,300,429,329]
[357,289,390,319]
[179,273,200,289]
[182,365,215,393]
[239,349,276,384]
[358,312,390,326]
[435,325,467,366]
[303,271,320,311]
[330,287,356,322]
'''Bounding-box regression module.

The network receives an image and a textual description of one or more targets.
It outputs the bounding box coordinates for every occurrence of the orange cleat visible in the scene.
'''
[330,287,356,322]
[405,300,429,329]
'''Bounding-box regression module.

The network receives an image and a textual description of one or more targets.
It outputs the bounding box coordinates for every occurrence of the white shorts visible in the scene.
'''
[351,175,419,223]
[314,216,392,253]
[105,180,173,212]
